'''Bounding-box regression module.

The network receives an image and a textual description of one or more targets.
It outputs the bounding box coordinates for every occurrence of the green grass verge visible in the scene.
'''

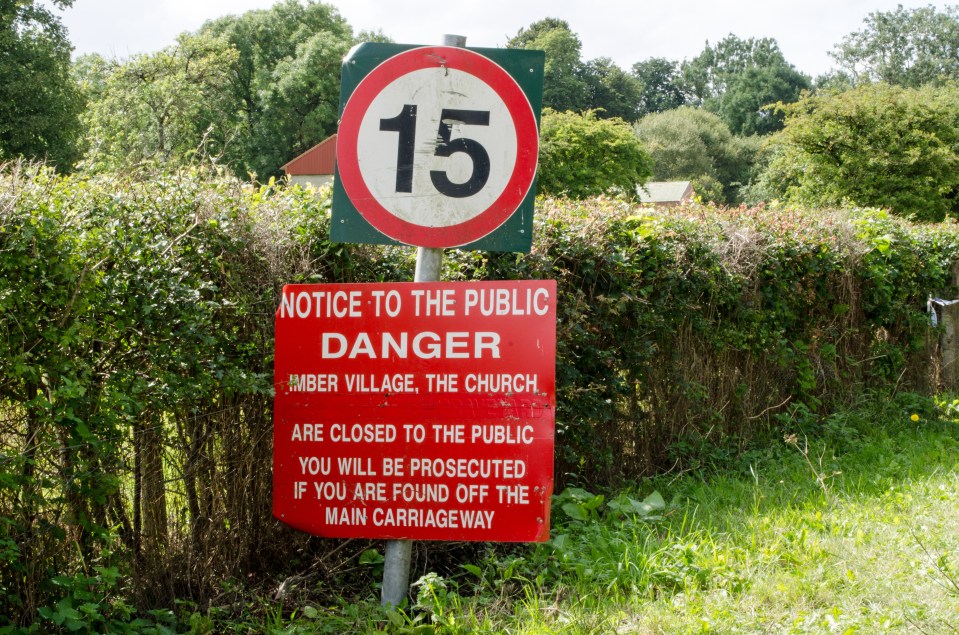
[213,392,959,634]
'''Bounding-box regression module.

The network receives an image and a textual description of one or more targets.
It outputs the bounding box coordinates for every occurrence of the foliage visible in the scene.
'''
[449,197,959,486]
[634,106,758,204]
[761,82,959,220]
[199,0,355,179]
[681,34,810,135]
[0,162,358,628]
[831,4,959,87]
[80,33,239,171]
[36,566,176,634]
[507,18,591,114]
[71,52,110,104]
[0,0,83,169]
[631,57,687,117]
[717,63,810,136]
[536,109,652,198]
[580,57,644,121]
[79,0,356,179]
[507,18,643,121]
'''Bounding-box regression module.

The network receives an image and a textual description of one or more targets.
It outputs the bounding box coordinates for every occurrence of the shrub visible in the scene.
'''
[537,108,652,198]
[760,83,959,221]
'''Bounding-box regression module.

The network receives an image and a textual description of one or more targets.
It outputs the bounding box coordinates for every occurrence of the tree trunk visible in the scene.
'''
[17,383,40,624]
[138,419,168,557]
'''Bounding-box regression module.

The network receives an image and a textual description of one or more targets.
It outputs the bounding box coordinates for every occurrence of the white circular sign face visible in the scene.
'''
[336,46,539,248]
[355,67,518,228]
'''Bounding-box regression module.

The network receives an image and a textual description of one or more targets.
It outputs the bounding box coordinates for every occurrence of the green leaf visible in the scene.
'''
[644,490,666,511]
[359,548,384,565]
[561,502,588,521]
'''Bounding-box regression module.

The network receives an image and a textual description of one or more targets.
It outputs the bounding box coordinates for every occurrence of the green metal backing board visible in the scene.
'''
[331,43,544,253]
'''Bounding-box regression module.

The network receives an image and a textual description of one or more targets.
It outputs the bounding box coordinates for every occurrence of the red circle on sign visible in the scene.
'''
[337,46,538,248]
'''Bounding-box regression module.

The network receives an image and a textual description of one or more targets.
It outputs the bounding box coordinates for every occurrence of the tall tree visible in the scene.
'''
[831,4,959,87]
[0,0,83,169]
[81,34,238,170]
[507,18,590,113]
[681,35,809,136]
[582,57,644,121]
[508,18,642,120]
[631,57,686,117]
[200,0,354,179]
[719,65,810,136]
[634,107,758,204]
[80,0,355,178]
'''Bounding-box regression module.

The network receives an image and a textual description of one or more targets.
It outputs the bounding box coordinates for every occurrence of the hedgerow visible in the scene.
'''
[0,163,956,628]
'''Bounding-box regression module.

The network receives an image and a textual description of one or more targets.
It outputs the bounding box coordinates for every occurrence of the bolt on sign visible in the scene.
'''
[331,43,545,252]
[273,280,556,542]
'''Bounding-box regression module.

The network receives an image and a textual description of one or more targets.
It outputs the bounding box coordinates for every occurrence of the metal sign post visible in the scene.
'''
[382,34,461,608]
[379,254,438,607]
[381,256,444,607]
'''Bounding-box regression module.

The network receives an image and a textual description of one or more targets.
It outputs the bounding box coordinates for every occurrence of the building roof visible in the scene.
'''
[282,134,337,176]
[637,180,694,205]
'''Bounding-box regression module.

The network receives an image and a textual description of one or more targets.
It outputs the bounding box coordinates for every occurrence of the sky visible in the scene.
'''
[57,0,948,78]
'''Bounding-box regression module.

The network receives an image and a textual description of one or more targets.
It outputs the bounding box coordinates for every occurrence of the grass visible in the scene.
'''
[215,392,959,634]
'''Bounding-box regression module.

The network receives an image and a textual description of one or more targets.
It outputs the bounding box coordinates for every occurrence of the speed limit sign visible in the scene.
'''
[331,44,544,252]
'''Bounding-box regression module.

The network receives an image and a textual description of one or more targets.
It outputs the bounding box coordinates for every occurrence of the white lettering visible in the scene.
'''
[464,373,537,394]
[279,290,364,319]
[370,507,494,529]
[463,287,550,317]
[408,458,526,479]
[320,332,500,360]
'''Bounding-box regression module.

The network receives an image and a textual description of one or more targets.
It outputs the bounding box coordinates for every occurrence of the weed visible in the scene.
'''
[783,432,840,495]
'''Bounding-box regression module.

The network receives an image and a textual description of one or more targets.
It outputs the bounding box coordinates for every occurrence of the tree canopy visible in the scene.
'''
[81,34,237,170]
[582,57,643,121]
[80,0,356,179]
[681,35,810,136]
[199,0,354,179]
[631,57,687,117]
[0,0,83,168]
[831,4,959,87]
[508,18,590,113]
[508,18,643,121]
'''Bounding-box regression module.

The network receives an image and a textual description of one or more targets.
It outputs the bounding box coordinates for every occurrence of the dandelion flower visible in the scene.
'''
[911,414,920,422]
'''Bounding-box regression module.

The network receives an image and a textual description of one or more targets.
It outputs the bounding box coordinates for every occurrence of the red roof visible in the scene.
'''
[282,134,337,176]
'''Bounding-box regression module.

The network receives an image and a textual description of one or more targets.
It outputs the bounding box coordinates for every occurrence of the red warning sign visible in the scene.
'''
[272,280,556,542]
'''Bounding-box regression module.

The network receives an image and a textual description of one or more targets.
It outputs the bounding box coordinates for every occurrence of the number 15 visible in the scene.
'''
[379,105,491,198]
